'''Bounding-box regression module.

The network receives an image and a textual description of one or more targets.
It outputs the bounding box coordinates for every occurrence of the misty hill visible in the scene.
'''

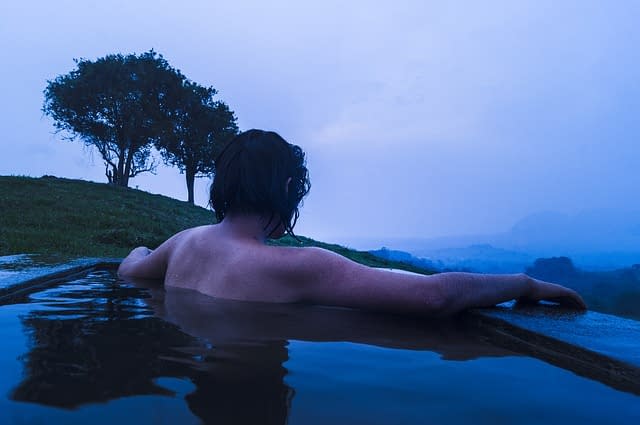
[371,245,535,273]
[505,210,640,258]
[363,209,640,271]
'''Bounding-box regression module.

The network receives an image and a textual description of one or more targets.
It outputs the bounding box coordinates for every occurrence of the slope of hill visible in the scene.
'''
[355,209,640,271]
[0,175,433,274]
[371,245,535,273]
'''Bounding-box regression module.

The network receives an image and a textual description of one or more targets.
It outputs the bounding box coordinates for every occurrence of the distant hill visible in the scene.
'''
[360,209,640,271]
[504,210,640,262]
[371,244,535,273]
[370,248,442,271]
[0,176,433,274]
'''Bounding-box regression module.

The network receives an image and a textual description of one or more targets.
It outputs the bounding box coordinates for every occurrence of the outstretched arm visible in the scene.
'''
[118,231,185,279]
[118,246,167,279]
[118,228,196,279]
[293,247,586,316]
[424,271,586,314]
[118,246,166,279]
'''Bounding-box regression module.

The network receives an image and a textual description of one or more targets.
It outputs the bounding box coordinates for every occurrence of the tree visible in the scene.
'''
[43,51,185,187]
[525,256,578,282]
[156,81,239,204]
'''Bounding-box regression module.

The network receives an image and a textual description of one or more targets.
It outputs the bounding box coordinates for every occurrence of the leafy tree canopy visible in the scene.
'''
[43,50,186,187]
[156,81,239,204]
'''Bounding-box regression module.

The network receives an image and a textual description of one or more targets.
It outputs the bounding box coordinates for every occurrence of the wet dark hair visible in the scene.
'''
[210,129,311,238]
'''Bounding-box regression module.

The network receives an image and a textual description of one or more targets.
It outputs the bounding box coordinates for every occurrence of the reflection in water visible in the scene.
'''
[11,270,513,424]
[13,278,195,406]
[184,341,293,425]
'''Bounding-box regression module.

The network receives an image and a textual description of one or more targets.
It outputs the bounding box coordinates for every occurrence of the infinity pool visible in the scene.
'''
[0,269,638,424]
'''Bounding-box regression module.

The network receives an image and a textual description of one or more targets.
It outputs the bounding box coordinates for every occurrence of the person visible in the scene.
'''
[118,129,586,316]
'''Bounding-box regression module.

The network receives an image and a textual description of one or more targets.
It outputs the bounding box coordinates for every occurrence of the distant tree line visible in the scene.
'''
[43,50,239,204]
[526,256,640,320]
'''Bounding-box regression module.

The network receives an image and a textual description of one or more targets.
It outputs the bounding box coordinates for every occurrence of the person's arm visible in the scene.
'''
[118,246,167,280]
[423,271,586,313]
[117,230,188,279]
[293,247,586,316]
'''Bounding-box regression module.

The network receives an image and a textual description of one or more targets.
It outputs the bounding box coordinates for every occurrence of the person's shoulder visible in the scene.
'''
[266,245,332,261]
[265,245,358,277]
[159,225,215,254]
[171,225,214,242]
[182,224,215,235]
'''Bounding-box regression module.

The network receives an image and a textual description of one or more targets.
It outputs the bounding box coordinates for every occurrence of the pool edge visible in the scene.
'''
[0,258,121,305]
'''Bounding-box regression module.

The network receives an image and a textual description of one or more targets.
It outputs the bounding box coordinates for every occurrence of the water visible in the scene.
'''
[0,270,638,424]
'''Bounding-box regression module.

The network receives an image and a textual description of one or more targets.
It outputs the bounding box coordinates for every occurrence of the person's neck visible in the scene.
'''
[217,212,274,243]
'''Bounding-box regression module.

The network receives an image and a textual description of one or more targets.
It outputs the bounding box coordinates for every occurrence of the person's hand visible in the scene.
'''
[122,246,153,262]
[118,246,162,279]
[131,246,153,256]
[519,277,587,310]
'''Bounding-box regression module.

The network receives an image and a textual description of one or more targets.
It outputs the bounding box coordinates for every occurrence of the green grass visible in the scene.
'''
[0,175,434,274]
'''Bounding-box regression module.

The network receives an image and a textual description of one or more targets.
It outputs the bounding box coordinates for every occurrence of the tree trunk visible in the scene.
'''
[122,147,134,188]
[105,164,117,185]
[186,166,195,204]
[105,164,112,184]
[116,148,126,187]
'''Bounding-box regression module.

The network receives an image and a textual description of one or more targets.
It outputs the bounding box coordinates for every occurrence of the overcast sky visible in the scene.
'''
[1,0,639,246]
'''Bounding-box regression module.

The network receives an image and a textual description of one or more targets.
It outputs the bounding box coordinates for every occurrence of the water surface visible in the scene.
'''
[0,270,637,424]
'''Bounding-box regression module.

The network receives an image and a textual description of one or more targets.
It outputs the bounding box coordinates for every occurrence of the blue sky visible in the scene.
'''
[1,0,639,245]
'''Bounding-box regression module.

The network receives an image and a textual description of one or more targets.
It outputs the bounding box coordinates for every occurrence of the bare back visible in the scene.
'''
[161,225,306,303]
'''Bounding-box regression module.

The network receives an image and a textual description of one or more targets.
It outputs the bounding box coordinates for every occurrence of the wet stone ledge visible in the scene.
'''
[469,303,640,395]
[0,256,120,304]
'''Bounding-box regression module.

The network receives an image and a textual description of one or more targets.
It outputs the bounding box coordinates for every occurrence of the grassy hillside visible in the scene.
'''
[0,175,433,274]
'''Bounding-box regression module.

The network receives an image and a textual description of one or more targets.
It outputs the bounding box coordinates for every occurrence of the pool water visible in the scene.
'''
[0,269,638,424]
